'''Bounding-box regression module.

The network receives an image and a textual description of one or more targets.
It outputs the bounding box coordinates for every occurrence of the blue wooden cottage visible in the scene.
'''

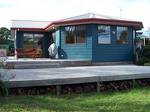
[11,13,143,62]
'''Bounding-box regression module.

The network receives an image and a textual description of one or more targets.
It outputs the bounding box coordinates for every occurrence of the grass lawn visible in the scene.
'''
[0,87,150,112]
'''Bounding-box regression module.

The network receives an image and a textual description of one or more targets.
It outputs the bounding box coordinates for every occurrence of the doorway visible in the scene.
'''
[23,33,44,58]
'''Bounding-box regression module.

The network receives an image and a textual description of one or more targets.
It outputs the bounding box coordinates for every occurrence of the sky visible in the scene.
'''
[0,0,150,30]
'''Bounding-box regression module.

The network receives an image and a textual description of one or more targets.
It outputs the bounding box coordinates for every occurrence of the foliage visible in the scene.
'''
[135,35,143,43]
[0,57,8,96]
[136,45,150,65]
[144,63,150,66]
[0,80,8,96]
[0,57,15,96]
[0,87,150,112]
[0,27,14,56]
[0,27,11,41]
[8,40,15,56]
[143,46,150,58]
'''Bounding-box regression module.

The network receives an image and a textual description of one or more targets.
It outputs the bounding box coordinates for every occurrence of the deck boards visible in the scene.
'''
[8,65,150,88]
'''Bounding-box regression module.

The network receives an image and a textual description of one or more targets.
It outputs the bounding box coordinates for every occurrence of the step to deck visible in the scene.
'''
[6,59,92,69]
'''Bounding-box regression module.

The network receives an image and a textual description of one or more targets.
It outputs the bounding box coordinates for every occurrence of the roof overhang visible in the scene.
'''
[45,18,143,31]
[11,20,51,32]
[11,28,46,32]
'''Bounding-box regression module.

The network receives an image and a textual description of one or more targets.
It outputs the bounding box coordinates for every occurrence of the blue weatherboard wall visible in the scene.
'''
[92,25,134,62]
[16,24,135,61]
[58,25,92,60]
[57,24,134,62]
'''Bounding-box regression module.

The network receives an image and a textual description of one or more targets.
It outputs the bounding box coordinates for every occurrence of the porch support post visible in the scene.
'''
[56,85,61,96]
[132,79,136,88]
[97,82,100,92]
[14,30,17,59]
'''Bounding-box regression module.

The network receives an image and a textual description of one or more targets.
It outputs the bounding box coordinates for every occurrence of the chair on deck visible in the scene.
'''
[15,48,36,59]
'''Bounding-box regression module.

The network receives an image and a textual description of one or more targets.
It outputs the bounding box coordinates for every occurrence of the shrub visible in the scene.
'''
[0,80,8,96]
[143,46,150,58]
[144,63,150,66]
[136,45,150,65]
[137,57,145,65]
[0,57,15,96]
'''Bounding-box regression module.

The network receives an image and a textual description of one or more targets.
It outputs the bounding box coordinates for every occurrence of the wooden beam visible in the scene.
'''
[97,82,100,92]
[56,85,61,96]
[132,79,136,88]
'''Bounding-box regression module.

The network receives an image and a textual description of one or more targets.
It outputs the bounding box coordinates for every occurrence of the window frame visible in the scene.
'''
[64,25,87,44]
[116,26,128,45]
[23,33,44,48]
[97,25,111,44]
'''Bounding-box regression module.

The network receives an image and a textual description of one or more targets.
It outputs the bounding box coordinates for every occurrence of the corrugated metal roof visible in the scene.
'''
[11,20,51,29]
[63,13,133,21]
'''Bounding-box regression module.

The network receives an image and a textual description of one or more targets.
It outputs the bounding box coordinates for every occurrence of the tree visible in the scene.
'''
[0,27,11,43]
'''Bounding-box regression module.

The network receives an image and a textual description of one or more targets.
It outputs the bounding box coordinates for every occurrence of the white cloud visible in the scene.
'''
[0,0,149,29]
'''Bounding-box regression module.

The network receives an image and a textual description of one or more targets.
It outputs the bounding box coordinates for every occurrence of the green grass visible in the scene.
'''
[0,87,150,112]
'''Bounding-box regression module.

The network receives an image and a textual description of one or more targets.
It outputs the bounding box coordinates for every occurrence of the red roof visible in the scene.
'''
[11,13,143,31]
[45,18,143,31]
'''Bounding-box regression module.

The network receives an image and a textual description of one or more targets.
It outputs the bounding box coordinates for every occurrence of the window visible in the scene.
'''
[23,33,44,58]
[117,27,128,44]
[23,34,34,48]
[97,25,111,44]
[76,25,86,43]
[65,26,75,44]
[65,25,86,44]
[23,33,44,49]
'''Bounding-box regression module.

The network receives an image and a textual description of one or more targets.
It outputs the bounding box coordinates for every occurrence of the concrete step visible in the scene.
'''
[6,59,92,69]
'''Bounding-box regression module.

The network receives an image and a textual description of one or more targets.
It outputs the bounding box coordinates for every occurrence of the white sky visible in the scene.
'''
[0,0,150,30]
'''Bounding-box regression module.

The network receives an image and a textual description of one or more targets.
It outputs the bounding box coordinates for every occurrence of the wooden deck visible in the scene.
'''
[8,65,150,88]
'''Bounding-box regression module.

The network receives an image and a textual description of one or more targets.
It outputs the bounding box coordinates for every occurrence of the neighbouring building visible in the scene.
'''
[11,13,143,62]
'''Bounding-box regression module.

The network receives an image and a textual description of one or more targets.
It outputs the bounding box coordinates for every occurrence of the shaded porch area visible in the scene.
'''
[15,31,54,58]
